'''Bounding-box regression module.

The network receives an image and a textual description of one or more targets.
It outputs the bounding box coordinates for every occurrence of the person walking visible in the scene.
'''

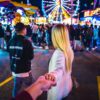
[5,25,12,45]
[0,23,5,49]
[74,25,82,51]
[92,25,99,50]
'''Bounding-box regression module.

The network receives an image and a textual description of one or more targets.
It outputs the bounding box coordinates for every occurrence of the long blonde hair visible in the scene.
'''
[52,24,74,72]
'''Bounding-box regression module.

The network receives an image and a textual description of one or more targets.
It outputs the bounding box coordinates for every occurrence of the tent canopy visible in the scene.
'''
[0,0,39,15]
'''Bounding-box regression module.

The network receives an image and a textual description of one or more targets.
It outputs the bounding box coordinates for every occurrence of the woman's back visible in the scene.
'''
[48,48,73,100]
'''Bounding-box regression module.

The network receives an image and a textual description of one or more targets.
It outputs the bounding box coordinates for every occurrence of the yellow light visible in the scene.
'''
[56,0,60,6]
[62,7,70,19]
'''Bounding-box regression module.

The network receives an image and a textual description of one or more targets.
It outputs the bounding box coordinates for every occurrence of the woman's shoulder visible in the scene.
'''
[55,49,63,53]
[54,49,65,57]
[54,48,74,60]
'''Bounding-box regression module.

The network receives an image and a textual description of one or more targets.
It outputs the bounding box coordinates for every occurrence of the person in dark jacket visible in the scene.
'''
[5,25,12,45]
[74,26,82,51]
[7,23,34,98]
[0,23,5,49]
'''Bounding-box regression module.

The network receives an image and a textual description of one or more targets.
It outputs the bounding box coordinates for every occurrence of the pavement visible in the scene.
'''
[0,49,100,100]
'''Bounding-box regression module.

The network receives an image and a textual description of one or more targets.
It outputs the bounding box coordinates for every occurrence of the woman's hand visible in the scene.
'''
[45,73,56,83]
[36,76,56,91]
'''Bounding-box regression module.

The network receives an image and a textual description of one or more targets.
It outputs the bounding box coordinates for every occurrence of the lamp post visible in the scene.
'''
[27,0,30,5]
[57,0,63,23]
[71,0,73,25]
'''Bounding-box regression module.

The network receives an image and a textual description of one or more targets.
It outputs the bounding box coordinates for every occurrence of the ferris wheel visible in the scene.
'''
[42,0,80,22]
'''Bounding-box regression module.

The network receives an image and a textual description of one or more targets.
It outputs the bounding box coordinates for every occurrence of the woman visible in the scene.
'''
[45,24,74,100]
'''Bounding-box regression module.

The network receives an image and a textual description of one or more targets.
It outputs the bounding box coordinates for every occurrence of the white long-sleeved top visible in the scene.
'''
[47,49,73,100]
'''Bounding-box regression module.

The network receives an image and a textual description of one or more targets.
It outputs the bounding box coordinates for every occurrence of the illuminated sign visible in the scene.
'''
[84,8,100,17]
[35,17,47,24]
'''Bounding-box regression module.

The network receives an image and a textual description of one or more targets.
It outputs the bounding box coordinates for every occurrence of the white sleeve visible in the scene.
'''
[50,52,65,81]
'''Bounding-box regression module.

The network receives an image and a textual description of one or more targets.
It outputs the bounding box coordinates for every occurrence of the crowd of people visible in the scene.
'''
[68,24,100,51]
[0,22,100,51]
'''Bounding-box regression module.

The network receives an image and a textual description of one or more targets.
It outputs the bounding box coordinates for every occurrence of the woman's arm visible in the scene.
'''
[46,51,65,81]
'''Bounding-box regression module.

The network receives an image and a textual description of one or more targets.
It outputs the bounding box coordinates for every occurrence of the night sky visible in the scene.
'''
[13,0,99,15]
[13,0,42,12]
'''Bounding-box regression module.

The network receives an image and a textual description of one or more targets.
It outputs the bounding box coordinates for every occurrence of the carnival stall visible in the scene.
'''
[80,8,100,26]
[0,0,39,25]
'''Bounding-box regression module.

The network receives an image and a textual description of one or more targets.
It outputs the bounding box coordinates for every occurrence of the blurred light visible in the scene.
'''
[91,2,94,5]
[17,9,23,15]
[0,7,5,14]
[84,4,87,7]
